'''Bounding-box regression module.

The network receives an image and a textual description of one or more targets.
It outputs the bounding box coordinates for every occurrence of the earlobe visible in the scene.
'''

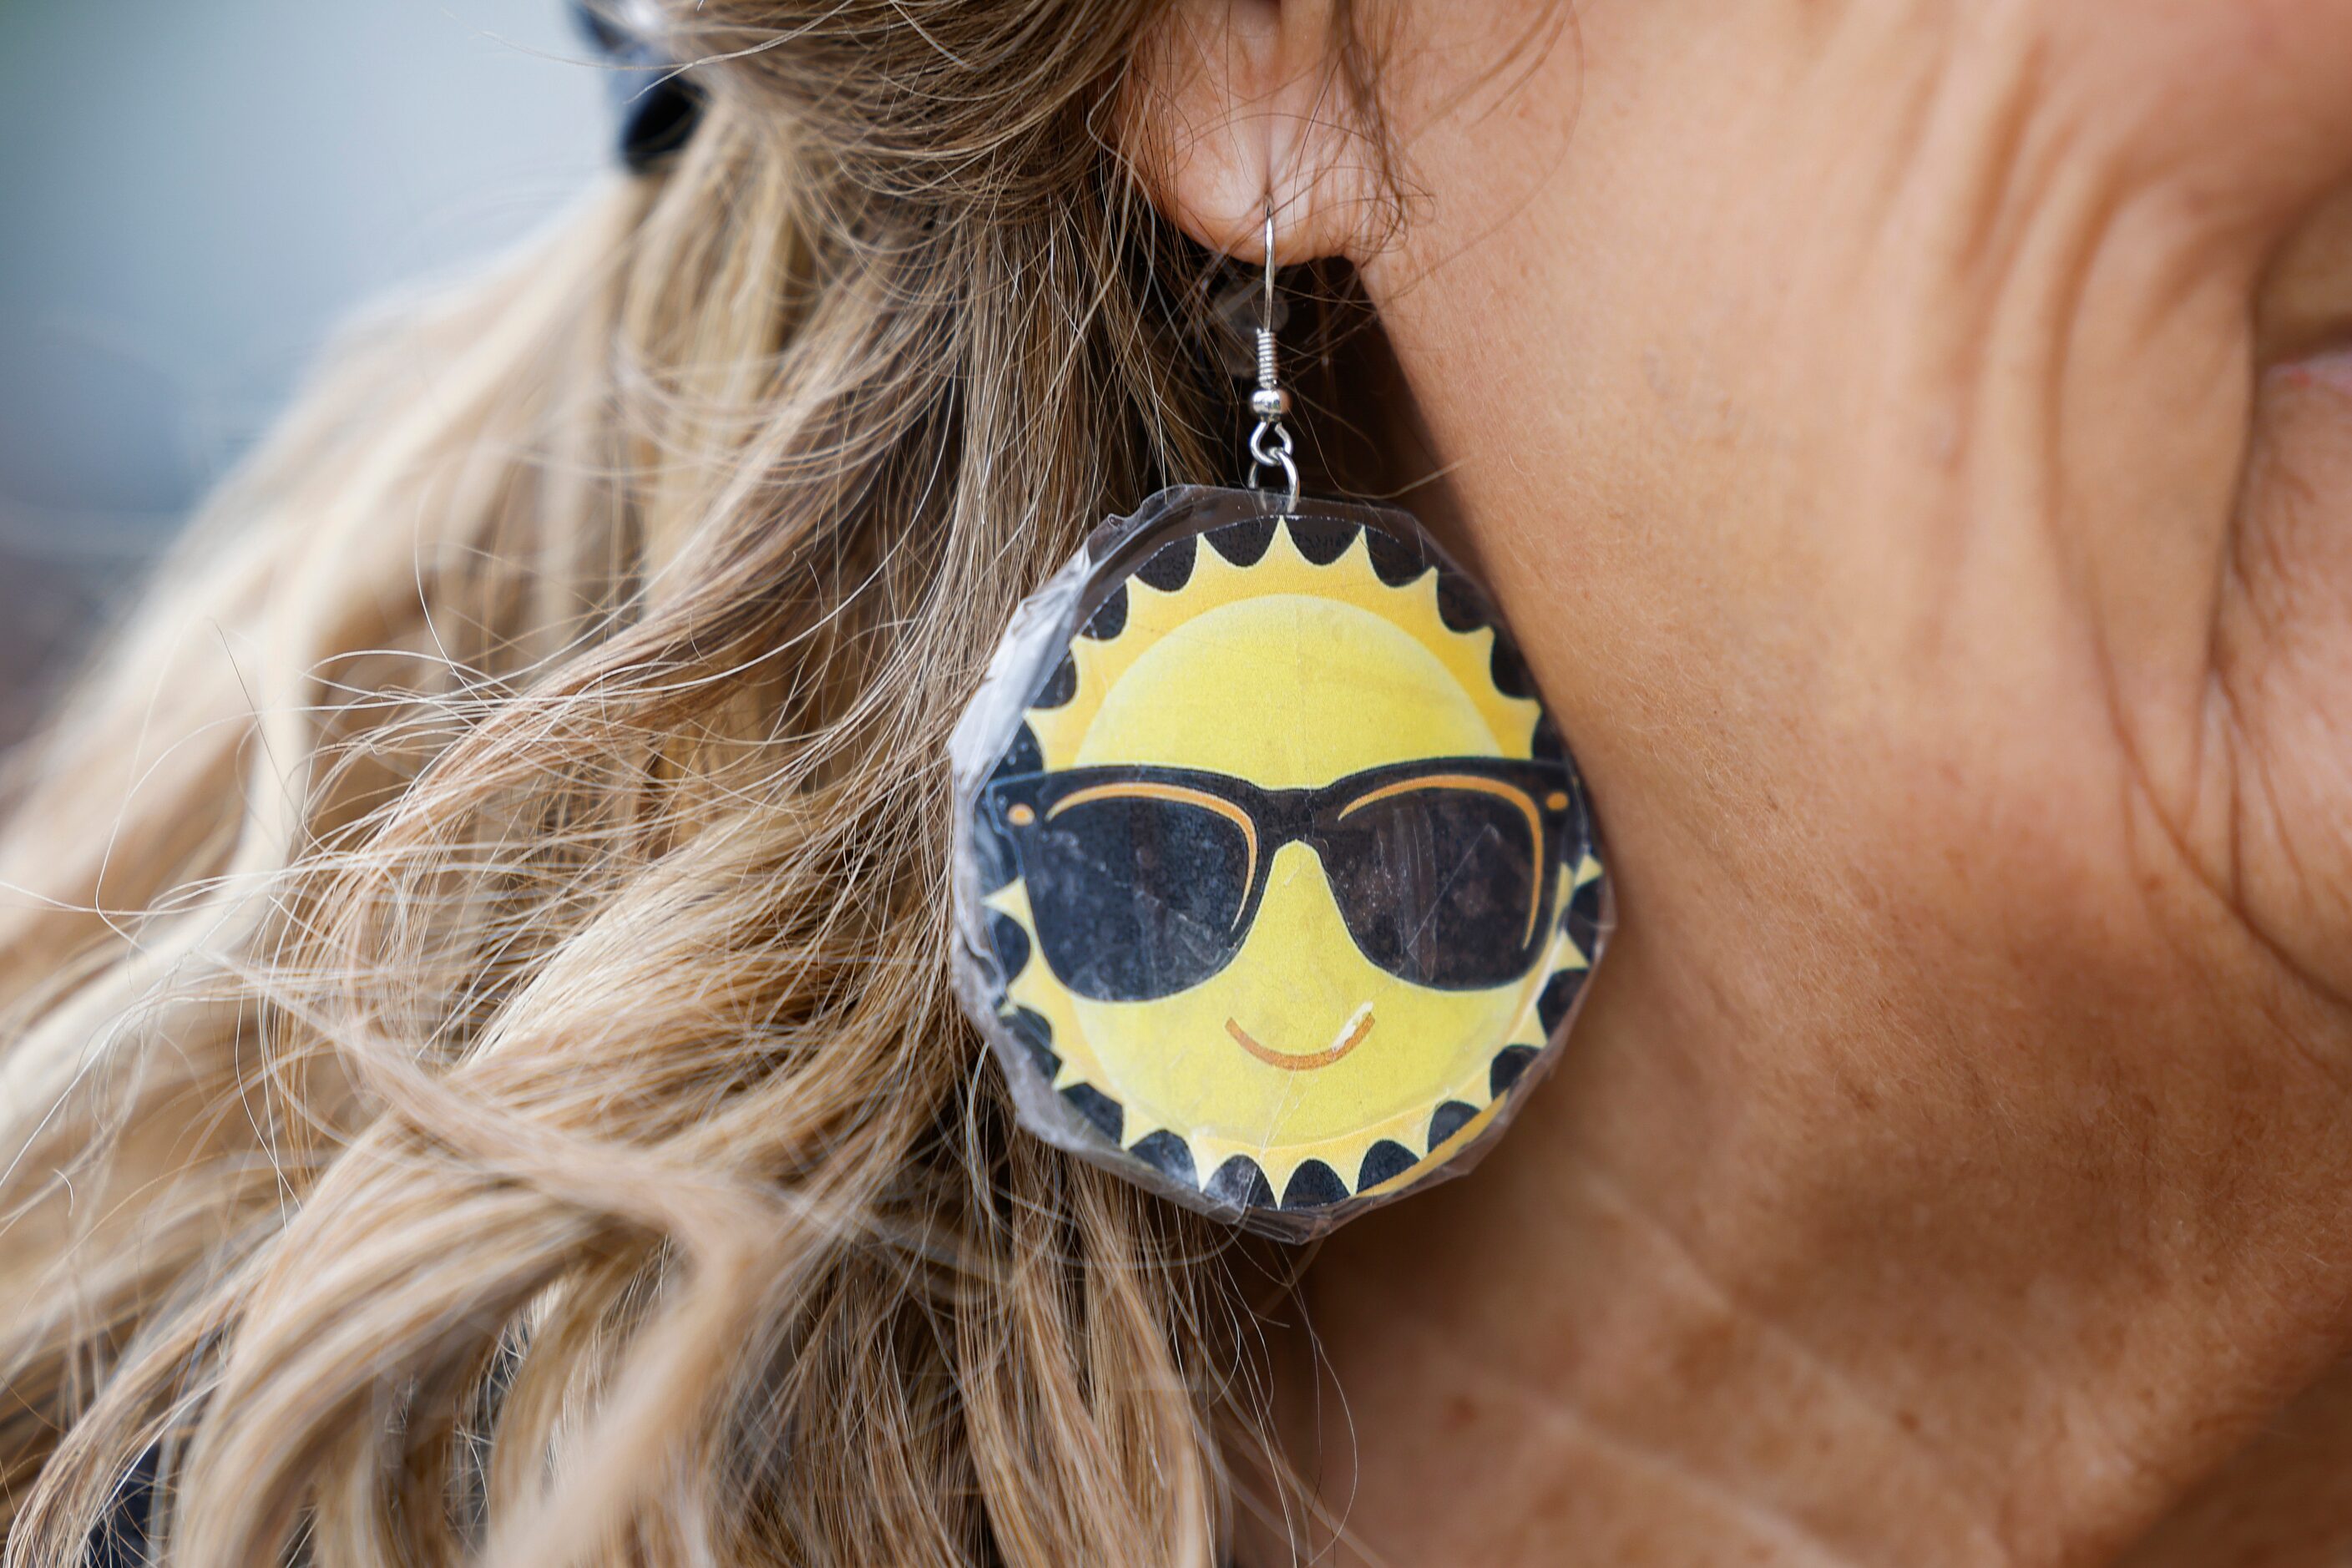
[1118,0,1383,266]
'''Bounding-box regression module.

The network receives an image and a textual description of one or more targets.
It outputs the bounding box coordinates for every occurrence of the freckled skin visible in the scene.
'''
[1128,1,2352,1563]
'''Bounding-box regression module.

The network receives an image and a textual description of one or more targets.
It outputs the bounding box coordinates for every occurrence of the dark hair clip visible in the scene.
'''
[573,1,706,174]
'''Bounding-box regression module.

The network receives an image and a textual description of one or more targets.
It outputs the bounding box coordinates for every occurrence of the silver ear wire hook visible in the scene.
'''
[1245,205,1302,513]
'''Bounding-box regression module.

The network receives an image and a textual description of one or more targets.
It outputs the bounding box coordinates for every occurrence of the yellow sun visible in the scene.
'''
[982,518,1601,1209]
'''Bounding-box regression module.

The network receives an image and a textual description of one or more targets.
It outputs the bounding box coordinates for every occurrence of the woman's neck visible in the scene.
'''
[1254,918,2352,1566]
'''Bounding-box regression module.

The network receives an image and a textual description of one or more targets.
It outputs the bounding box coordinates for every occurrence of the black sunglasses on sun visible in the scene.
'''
[980,756,1578,1003]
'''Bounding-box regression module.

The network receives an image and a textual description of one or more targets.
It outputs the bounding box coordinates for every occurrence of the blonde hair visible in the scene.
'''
[0,6,1394,1561]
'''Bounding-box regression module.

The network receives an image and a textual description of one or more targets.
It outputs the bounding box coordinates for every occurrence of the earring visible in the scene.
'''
[574,0,706,175]
[949,210,1611,1239]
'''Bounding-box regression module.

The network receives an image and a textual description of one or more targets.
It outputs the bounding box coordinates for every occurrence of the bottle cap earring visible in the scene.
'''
[948,206,1611,1239]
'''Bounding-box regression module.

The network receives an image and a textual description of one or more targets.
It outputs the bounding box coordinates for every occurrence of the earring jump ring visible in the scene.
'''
[1248,425,1301,514]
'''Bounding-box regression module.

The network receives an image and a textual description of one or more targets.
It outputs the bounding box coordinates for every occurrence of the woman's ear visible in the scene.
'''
[1118,0,1385,265]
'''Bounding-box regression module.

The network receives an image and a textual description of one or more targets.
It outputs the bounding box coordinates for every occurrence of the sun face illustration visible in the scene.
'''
[970,508,1605,1217]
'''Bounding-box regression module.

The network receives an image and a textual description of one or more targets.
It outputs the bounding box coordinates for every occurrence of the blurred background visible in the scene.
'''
[0,0,608,745]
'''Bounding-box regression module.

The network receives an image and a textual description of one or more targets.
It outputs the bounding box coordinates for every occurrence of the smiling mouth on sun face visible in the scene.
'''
[1224,1002,1377,1071]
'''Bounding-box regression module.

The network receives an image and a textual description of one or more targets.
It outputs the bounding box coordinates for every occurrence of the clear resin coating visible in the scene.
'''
[949,486,1611,1239]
